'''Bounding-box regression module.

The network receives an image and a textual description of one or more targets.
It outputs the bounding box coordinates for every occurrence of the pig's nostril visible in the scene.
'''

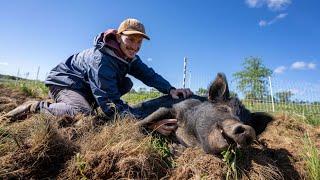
[234,126,245,135]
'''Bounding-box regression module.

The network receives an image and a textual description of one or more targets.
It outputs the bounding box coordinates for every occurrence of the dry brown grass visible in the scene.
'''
[0,84,32,106]
[0,110,318,179]
[60,117,170,179]
[0,97,17,112]
[169,147,226,179]
[0,115,78,179]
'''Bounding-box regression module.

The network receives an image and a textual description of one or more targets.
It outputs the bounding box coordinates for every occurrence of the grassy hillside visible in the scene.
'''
[0,78,319,179]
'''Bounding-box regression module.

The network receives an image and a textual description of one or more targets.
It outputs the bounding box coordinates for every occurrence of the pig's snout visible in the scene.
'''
[231,124,256,147]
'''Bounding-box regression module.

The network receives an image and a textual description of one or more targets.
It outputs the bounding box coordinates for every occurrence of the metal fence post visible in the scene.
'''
[189,70,191,89]
[268,76,275,112]
[15,68,20,86]
[36,66,40,81]
[183,57,187,88]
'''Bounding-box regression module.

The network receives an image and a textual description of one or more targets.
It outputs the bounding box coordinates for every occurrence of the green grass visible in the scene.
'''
[151,134,174,168]
[242,100,320,126]
[19,81,48,98]
[302,134,320,180]
[0,79,49,99]
[122,91,162,105]
[303,114,320,126]
[75,153,88,180]
[221,147,242,180]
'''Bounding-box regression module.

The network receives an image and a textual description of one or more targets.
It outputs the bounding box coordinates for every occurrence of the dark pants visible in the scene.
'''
[39,77,133,117]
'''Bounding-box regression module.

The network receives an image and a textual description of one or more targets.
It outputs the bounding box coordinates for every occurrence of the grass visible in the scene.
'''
[0,79,48,99]
[302,114,320,126]
[221,146,242,180]
[243,100,320,126]
[122,91,162,105]
[1,78,320,179]
[74,153,88,180]
[151,134,174,168]
[19,81,48,98]
[0,128,17,157]
[302,134,320,180]
[303,136,320,178]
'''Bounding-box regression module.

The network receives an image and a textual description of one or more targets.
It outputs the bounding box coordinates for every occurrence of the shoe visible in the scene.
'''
[5,100,40,118]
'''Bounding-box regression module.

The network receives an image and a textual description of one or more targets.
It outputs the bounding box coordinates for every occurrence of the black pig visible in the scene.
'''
[134,73,272,154]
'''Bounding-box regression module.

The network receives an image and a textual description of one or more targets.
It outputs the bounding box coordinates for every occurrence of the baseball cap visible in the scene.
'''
[117,18,150,40]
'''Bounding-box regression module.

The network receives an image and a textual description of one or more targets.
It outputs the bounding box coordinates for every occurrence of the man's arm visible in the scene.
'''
[129,58,193,98]
[87,56,135,117]
[129,57,194,136]
[129,58,174,94]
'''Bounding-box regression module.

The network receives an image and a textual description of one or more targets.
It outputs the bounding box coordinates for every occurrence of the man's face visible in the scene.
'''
[117,34,144,59]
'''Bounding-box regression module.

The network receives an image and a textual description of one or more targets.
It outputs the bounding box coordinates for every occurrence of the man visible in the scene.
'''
[5,18,193,136]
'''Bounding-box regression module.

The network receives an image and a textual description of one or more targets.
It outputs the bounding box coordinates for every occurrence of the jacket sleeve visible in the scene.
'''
[129,58,175,94]
[87,56,131,117]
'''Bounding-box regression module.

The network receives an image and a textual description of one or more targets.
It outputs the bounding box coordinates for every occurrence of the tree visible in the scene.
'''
[196,87,208,96]
[311,101,320,105]
[150,88,158,92]
[275,91,294,102]
[138,87,147,93]
[233,57,272,100]
[129,88,136,93]
[229,91,238,98]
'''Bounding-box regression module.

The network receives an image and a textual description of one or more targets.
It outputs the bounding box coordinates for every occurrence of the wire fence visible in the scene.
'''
[182,73,320,115]
[132,72,320,116]
[231,77,320,115]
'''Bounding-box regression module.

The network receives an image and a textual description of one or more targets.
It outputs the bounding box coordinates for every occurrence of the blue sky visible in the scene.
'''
[0,0,319,99]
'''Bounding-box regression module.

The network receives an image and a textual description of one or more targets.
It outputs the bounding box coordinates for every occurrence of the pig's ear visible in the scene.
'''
[135,107,175,127]
[208,73,230,102]
[247,112,273,135]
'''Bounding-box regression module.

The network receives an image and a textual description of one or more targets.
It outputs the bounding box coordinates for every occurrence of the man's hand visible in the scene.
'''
[170,88,193,99]
[148,119,178,136]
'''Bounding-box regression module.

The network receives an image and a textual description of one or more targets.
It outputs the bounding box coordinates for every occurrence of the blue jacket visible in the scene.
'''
[45,34,174,117]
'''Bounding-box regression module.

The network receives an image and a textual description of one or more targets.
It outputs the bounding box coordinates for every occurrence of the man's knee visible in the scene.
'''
[119,77,133,96]
[44,87,95,117]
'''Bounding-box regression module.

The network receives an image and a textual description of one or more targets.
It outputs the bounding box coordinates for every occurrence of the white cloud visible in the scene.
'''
[267,0,291,10]
[276,13,288,18]
[307,63,316,69]
[259,13,288,27]
[245,0,291,10]
[291,61,306,69]
[246,0,261,7]
[147,58,153,62]
[274,66,286,74]
[291,61,317,70]
[259,20,267,27]
[0,62,9,66]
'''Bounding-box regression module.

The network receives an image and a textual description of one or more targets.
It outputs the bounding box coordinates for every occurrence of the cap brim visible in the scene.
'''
[121,30,150,40]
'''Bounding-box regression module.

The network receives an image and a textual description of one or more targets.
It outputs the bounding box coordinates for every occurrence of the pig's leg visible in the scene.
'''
[135,107,174,126]
[175,126,199,147]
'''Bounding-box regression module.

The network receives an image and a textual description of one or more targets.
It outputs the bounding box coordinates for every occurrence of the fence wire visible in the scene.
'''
[230,78,319,115]
[173,73,320,116]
